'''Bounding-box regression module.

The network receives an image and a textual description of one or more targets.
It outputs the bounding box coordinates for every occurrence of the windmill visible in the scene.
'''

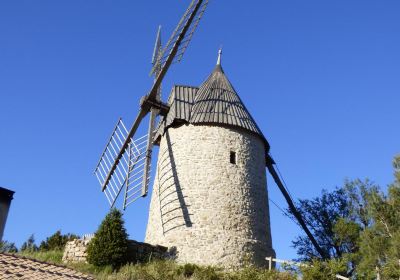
[94,0,328,268]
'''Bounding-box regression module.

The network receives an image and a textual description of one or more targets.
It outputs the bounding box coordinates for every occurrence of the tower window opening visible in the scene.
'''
[230,151,237,165]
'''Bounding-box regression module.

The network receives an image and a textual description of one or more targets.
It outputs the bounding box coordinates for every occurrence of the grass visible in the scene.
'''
[18,249,64,264]
[96,261,296,280]
[16,250,296,280]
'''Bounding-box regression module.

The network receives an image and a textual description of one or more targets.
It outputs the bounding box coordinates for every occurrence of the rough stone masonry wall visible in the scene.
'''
[62,237,168,264]
[145,124,275,269]
[63,237,92,263]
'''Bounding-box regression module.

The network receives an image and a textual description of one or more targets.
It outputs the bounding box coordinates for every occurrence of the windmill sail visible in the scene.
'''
[123,134,151,208]
[95,0,209,210]
[150,0,209,75]
[94,118,149,207]
[142,27,163,198]
[148,0,208,95]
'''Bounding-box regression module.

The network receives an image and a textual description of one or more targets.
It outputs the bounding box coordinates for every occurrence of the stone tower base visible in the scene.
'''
[145,124,275,269]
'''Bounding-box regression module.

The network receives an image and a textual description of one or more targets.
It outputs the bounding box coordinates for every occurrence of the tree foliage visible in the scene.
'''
[300,257,348,280]
[394,155,400,184]
[356,170,400,278]
[87,208,129,268]
[0,240,18,253]
[20,234,38,252]
[291,155,400,279]
[39,230,79,251]
[288,181,374,261]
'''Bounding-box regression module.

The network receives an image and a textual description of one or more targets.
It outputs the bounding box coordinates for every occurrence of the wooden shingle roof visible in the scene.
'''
[190,64,267,144]
[154,85,198,143]
[165,85,198,126]
[0,253,94,280]
[154,58,270,151]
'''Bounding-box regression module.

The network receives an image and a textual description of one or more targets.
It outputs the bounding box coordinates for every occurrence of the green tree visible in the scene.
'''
[39,230,79,251]
[289,181,375,261]
[0,240,18,253]
[394,155,400,184]
[289,180,379,277]
[289,187,349,260]
[356,162,400,279]
[86,208,129,268]
[300,257,348,280]
[290,156,400,279]
[20,234,38,252]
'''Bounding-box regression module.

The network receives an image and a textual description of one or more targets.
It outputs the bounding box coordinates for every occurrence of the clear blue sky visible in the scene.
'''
[1,0,399,260]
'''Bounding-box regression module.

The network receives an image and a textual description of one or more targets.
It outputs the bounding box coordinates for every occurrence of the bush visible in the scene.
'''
[86,208,129,268]
[39,230,79,251]
[0,240,18,253]
[300,258,348,280]
[102,261,295,280]
[20,234,38,253]
[177,263,199,278]
[110,260,180,280]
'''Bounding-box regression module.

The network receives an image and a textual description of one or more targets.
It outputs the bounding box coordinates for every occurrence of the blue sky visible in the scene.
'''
[1,0,399,260]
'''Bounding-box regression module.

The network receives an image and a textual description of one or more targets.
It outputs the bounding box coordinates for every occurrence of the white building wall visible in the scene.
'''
[145,124,275,268]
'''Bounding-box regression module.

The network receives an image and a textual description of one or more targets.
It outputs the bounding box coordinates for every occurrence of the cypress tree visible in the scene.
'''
[86,208,129,268]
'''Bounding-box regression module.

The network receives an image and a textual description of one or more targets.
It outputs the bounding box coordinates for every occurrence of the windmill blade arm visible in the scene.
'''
[175,0,209,63]
[266,159,329,259]
[152,25,162,65]
[141,108,157,197]
[147,0,205,102]
[140,96,169,116]
[101,108,148,191]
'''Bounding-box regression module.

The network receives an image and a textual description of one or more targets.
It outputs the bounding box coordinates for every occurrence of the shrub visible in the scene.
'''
[104,260,179,280]
[39,230,79,251]
[192,266,220,280]
[177,263,199,278]
[86,208,129,268]
[64,259,296,280]
[0,240,18,253]
[20,234,38,253]
[300,258,348,280]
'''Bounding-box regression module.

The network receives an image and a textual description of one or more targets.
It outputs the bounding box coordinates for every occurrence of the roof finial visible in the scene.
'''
[217,47,222,65]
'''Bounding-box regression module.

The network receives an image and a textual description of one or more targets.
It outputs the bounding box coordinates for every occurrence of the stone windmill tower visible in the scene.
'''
[94,0,327,270]
[145,50,275,268]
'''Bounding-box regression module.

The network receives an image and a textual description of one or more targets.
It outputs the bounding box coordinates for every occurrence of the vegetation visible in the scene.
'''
[39,230,79,251]
[300,257,348,280]
[0,240,18,253]
[288,185,356,260]
[12,250,295,280]
[7,155,400,279]
[20,234,38,253]
[19,249,64,264]
[97,261,295,280]
[73,260,295,280]
[291,155,400,279]
[86,208,129,268]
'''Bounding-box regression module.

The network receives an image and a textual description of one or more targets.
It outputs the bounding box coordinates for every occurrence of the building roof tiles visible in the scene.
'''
[0,253,94,280]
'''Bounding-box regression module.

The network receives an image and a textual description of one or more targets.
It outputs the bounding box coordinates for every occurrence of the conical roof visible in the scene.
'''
[190,53,268,149]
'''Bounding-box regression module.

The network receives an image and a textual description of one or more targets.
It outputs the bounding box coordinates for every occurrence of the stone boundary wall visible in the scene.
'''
[62,236,168,264]
[127,240,169,262]
[62,236,92,263]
